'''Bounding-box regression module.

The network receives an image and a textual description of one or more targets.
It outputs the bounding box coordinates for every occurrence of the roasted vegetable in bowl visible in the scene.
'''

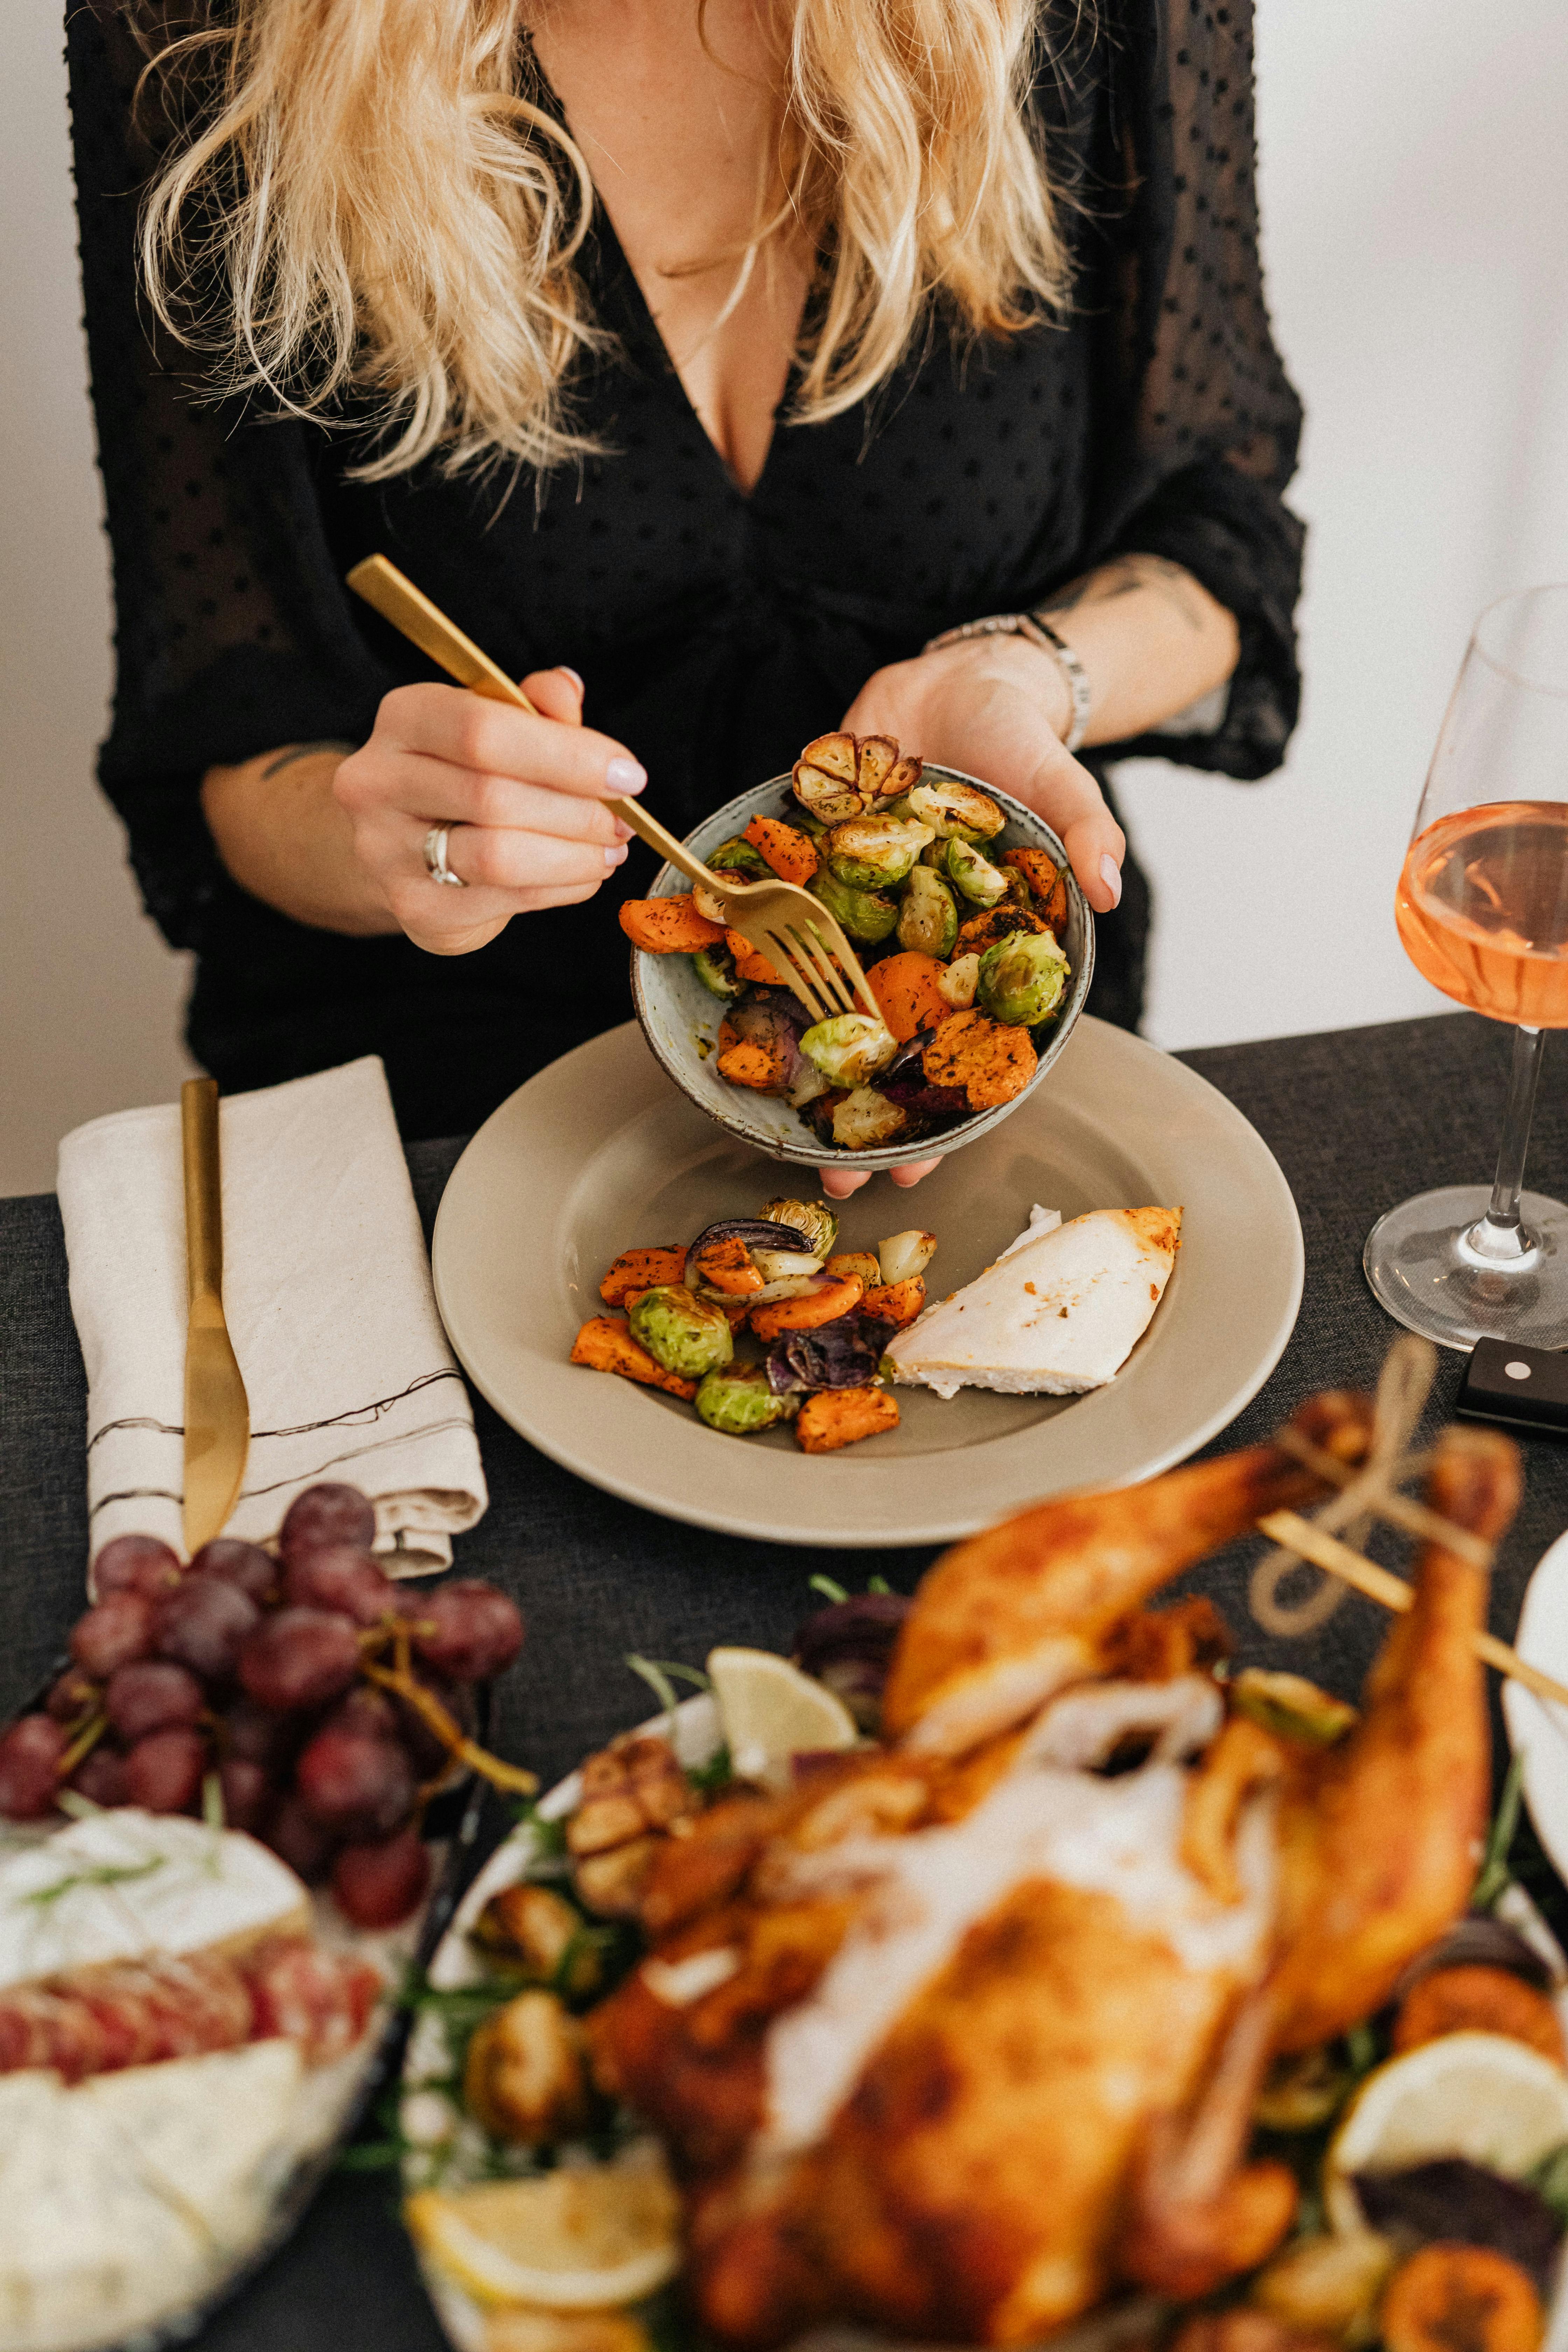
[618,732,1077,1153]
[570,1200,940,1451]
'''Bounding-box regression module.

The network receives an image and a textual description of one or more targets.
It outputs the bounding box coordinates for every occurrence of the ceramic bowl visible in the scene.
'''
[629,765,1095,1170]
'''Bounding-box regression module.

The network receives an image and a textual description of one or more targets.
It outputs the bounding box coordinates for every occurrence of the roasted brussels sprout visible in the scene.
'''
[942,836,1009,907]
[695,1364,799,1435]
[800,1013,899,1086]
[901,778,1005,842]
[976,928,1069,1026]
[708,834,769,880]
[692,943,743,1000]
[896,864,959,959]
[810,866,899,944]
[824,817,933,891]
[628,1285,735,1379]
[831,1087,907,1149]
[759,1199,839,1257]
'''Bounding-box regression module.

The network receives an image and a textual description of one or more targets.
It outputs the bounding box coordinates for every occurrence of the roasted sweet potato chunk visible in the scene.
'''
[921,1010,1038,1111]
[599,1247,687,1308]
[1002,848,1069,930]
[692,1234,765,1296]
[1393,1965,1566,2063]
[795,1385,900,1452]
[861,1276,925,1328]
[744,815,818,886]
[619,895,726,953]
[868,952,950,1044]
[570,1316,699,1400]
[1381,2245,1544,2352]
[955,904,1048,959]
[716,1039,790,1094]
[723,927,785,987]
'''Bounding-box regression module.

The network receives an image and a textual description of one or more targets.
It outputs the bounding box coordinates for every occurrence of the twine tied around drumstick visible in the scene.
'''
[1250,1332,1568,1714]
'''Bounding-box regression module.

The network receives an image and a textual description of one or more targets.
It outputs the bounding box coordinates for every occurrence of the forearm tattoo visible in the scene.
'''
[1038,554,1211,633]
[259,740,357,780]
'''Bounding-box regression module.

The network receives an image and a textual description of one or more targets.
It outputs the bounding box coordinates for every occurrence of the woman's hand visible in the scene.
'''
[817,634,1124,1198]
[332,667,644,955]
[842,634,1125,915]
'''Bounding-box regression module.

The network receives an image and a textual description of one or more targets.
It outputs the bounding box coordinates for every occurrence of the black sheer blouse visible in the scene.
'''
[67,0,1303,1138]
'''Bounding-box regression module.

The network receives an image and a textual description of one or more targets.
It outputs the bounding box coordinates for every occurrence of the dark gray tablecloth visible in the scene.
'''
[2,1008,1566,2349]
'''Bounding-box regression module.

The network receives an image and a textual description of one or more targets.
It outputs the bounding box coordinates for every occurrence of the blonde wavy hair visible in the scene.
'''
[138,0,1071,482]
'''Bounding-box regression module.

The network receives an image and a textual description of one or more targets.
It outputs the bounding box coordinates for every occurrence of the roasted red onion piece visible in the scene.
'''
[792,1590,911,1731]
[1354,2161,1564,2290]
[765,1315,889,1395]
[1393,1912,1556,1999]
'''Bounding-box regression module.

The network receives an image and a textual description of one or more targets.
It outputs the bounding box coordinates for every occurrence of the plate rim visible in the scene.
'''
[430,1017,1304,1548]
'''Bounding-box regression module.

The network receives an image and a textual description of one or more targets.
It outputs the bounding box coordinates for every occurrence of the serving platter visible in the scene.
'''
[406,1697,1568,2352]
[1505,1528,1568,1890]
[430,1015,1303,1547]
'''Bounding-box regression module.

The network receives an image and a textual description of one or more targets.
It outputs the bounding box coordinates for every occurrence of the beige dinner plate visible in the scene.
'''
[430,1016,1303,1548]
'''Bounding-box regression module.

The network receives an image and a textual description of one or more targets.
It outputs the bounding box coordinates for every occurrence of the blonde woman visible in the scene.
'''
[70,0,1300,1191]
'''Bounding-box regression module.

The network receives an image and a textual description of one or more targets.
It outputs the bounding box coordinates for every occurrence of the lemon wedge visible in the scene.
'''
[707,1646,858,1790]
[1325,2031,1568,2232]
[406,2144,681,2311]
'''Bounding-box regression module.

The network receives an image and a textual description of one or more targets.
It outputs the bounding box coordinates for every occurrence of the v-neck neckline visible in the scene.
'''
[523,29,805,506]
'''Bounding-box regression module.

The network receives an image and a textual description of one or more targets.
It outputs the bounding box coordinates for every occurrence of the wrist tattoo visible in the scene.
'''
[260,739,357,780]
[1038,554,1210,633]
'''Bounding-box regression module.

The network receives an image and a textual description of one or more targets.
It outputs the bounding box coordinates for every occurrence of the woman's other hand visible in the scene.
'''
[817,1156,940,1201]
[841,635,1125,914]
[332,668,643,954]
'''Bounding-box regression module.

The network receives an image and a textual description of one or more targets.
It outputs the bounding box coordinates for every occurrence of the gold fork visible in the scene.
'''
[345,554,878,1024]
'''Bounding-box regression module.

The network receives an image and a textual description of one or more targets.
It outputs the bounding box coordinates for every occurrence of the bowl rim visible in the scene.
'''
[628,764,1096,1169]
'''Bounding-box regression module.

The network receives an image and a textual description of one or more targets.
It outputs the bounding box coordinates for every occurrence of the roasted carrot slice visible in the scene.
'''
[724,927,785,987]
[619,896,726,953]
[1002,847,1069,932]
[921,1010,1038,1111]
[749,1273,864,1340]
[569,1317,698,1401]
[794,1385,900,1453]
[598,1247,687,1309]
[743,814,819,886]
[868,952,950,1044]
[1393,1966,1566,2063]
[1381,2245,1544,2352]
[716,1039,789,1094]
[861,1276,925,1329]
[692,1234,765,1297]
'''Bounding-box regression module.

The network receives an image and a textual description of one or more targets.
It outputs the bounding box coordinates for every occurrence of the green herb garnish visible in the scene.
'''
[22,1856,164,1909]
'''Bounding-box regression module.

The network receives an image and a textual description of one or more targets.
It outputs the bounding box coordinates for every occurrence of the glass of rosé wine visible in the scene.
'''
[1366,584,1568,1349]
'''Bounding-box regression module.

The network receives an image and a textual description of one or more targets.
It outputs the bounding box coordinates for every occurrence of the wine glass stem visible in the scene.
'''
[1473,1023,1546,1254]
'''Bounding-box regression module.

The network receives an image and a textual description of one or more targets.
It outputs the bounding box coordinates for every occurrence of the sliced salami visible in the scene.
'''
[242,1937,382,2066]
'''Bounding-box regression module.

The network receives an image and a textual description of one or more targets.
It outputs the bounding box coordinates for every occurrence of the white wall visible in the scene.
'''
[0,0,194,1200]
[1121,0,1568,1049]
[2,0,1566,1193]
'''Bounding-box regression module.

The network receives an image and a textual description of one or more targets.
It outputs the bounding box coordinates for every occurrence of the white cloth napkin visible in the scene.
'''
[58,1056,487,1587]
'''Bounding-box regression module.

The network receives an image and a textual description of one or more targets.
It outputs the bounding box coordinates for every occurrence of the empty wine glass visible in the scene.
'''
[1365,584,1568,1350]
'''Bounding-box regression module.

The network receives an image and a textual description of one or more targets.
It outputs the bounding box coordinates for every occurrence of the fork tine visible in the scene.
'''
[803,917,881,1018]
[757,928,829,1021]
[791,923,855,1016]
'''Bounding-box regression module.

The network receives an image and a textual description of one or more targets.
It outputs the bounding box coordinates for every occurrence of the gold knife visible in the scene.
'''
[181,1078,250,1556]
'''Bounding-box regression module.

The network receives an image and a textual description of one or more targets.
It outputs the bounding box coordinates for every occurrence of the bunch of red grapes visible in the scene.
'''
[0,1485,524,1930]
